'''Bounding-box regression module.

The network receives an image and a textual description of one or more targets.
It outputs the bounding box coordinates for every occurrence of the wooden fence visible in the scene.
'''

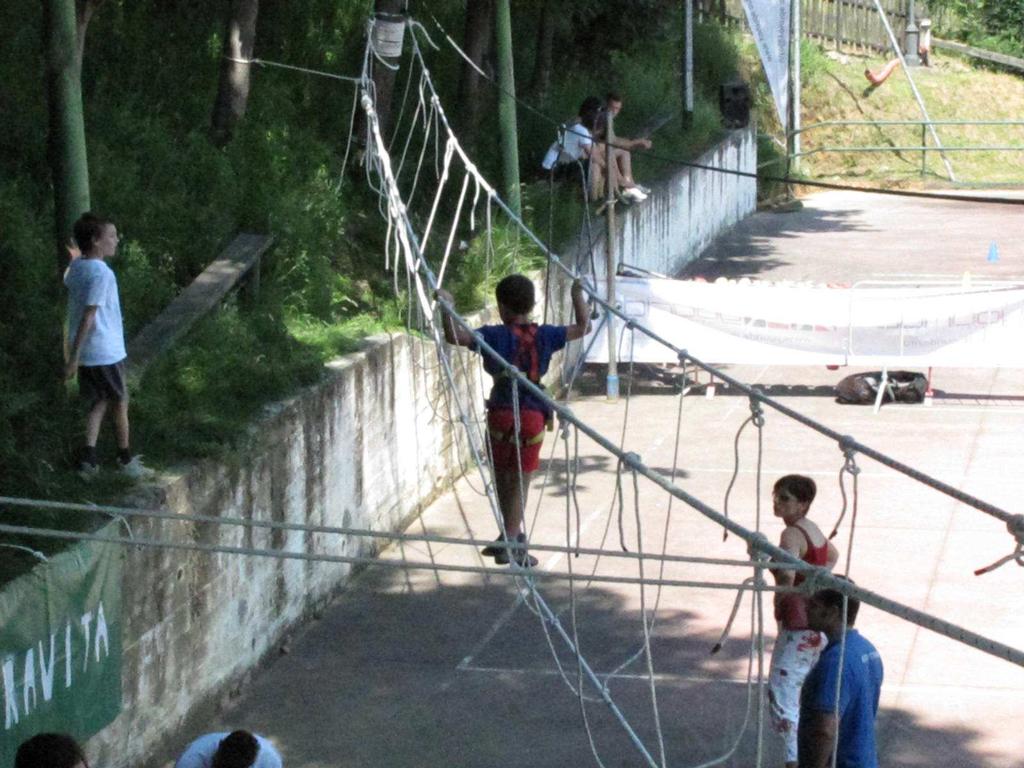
[699,0,911,55]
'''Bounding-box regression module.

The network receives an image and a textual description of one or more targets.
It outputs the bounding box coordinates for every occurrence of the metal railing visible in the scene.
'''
[791,118,1024,179]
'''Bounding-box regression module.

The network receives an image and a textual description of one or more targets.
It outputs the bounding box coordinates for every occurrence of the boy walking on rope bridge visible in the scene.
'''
[768,475,839,768]
[437,275,590,567]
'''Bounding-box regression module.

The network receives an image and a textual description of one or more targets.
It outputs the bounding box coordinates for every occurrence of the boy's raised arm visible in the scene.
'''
[565,279,592,341]
[435,289,475,347]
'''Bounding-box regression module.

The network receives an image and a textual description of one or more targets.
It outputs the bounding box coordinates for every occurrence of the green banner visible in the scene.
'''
[1,521,123,766]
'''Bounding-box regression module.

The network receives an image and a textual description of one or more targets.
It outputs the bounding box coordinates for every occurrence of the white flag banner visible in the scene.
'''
[741,0,791,128]
[586,276,1024,368]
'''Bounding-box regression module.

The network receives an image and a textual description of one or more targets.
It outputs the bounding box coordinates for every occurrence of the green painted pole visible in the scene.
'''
[44,0,91,262]
[494,0,521,215]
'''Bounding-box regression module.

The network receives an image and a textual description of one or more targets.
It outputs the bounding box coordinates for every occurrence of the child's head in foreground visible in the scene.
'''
[495,274,535,319]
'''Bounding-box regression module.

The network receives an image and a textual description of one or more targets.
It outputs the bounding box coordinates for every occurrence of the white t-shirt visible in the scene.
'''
[541,122,593,169]
[175,732,282,768]
[64,257,127,366]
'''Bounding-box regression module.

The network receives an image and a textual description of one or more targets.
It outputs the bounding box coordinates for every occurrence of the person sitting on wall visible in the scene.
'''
[589,91,651,203]
[175,730,283,768]
[15,733,89,768]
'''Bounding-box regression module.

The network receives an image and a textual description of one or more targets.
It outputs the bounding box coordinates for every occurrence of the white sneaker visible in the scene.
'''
[78,461,100,481]
[635,184,652,195]
[622,186,647,202]
[119,455,156,480]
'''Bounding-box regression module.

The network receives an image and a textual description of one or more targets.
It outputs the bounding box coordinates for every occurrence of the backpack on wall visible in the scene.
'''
[835,371,928,406]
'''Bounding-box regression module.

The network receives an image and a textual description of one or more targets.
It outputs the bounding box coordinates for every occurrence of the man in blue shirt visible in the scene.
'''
[798,585,884,768]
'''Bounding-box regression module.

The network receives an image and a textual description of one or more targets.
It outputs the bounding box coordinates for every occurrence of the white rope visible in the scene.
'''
[840,447,861,577]
[0,542,48,561]
[223,56,363,83]
[436,171,471,289]
[359,75,664,766]
[830,596,851,768]
[630,466,668,768]
[359,37,1024,669]
[753,549,767,768]
[404,24,1017,536]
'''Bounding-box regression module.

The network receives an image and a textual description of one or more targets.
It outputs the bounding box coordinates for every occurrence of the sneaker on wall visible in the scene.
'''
[119,455,156,480]
[78,460,100,481]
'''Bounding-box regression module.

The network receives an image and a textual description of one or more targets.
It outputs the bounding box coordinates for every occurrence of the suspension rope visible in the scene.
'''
[360,85,667,766]
[839,444,862,577]
[357,36,1024,670]
[416,16,1024,208]
[223,56,363,83]
[395,23,1021,543]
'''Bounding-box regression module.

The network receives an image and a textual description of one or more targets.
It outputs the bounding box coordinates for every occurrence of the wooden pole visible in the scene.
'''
[683,0,694,127]
[604,109,618,401]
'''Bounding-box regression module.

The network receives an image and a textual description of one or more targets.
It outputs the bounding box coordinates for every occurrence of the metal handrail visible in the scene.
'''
[796,118,1024,132]
[795,146,1024,157]
[793,118,1024,177]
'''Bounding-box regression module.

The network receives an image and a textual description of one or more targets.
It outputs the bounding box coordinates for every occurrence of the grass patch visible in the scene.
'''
[788,47,1024,186]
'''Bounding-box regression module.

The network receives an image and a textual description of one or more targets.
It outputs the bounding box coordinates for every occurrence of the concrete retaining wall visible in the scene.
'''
[575,127,757,281]
[91,332,486,768]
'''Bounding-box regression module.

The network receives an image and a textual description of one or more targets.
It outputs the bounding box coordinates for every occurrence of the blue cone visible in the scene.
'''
[987,241,1000,263]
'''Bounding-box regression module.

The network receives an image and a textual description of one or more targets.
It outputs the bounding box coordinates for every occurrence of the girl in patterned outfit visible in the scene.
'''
[768,474,840,767]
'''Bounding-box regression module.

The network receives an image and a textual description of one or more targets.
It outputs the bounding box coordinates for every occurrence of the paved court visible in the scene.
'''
[165,192,1024,767]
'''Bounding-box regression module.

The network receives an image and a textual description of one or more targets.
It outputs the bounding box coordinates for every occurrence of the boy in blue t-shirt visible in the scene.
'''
[438,275,590,566]
[64,213,153,479]
[799,585,884,768]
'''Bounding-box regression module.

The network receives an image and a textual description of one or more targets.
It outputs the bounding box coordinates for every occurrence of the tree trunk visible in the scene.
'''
[528,0,554,101]
[44,0,92,268]
[494,0,520,214]
[211,0,260,147]
[456,0,495,139]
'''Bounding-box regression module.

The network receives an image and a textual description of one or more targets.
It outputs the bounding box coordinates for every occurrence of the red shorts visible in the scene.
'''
[487,408,546,473]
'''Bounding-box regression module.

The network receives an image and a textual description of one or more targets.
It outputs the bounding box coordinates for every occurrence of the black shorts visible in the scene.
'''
[78,360,127,406]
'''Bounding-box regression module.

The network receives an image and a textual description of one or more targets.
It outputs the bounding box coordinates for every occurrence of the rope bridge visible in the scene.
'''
[3,12,1023,768]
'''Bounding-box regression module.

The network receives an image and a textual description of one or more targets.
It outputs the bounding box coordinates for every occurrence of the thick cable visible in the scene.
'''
[360,87,665,764]
[223,56,362,83]
[399,30,1018,536]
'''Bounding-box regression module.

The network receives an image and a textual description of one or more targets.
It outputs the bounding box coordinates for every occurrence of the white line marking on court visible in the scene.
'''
[454,501,612,673]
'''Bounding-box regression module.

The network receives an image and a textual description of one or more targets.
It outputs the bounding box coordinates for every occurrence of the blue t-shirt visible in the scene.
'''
[64,258,127,366]
[799,629,884,768]
[473,323,568,413]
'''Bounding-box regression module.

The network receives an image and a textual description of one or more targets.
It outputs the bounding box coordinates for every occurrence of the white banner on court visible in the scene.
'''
[586,276,1024,368]
[741,0,791,128]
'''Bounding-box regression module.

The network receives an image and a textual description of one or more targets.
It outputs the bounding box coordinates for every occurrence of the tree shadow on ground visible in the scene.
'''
[679,205,871,280]
[189,559,1004,768]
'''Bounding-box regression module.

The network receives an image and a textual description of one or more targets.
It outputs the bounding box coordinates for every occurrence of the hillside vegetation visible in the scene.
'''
[793,46,1024,187]
[0,1,742,569]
